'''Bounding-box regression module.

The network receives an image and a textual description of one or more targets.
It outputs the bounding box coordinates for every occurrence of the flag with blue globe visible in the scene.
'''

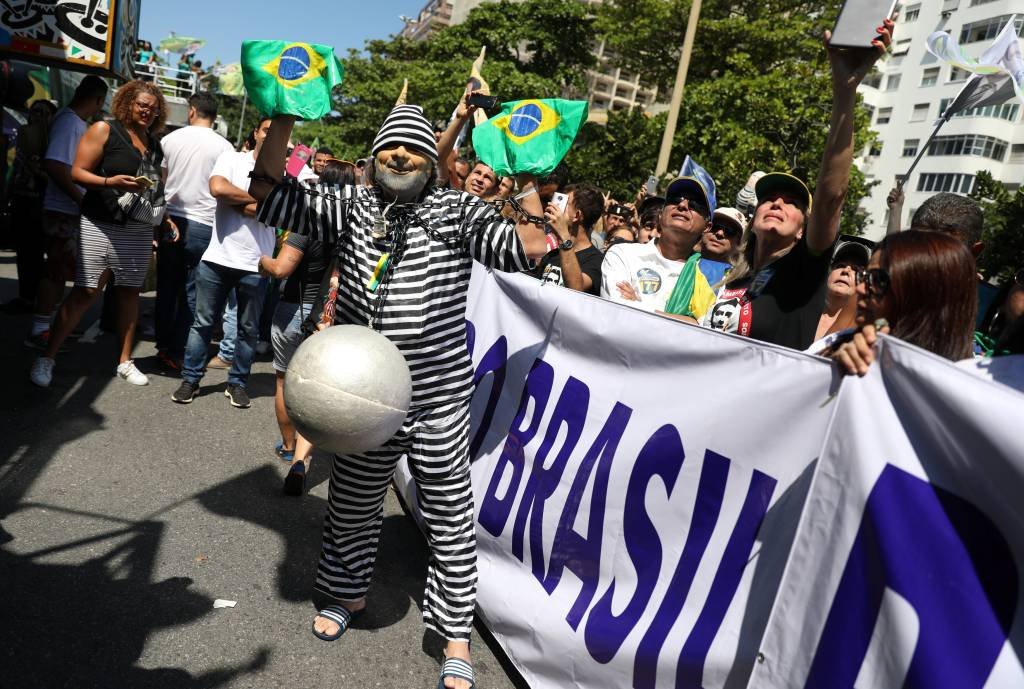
[472,99,588,177]
[241,40,344,120]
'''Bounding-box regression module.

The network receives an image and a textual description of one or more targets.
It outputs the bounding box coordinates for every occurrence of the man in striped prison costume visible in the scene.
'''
[250,101,548,689]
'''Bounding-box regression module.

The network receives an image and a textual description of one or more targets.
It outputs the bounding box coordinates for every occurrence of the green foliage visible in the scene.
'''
[971,170,1024,280]
[565,110,665,200]
[293,0,595,161]
[590,0,876,234]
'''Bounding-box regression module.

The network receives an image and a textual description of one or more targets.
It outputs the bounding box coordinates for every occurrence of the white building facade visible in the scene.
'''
[858,2,1024,239]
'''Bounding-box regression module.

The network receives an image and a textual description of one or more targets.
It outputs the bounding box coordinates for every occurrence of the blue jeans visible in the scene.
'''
[219,289,238,361]
[182,260,266,387]
[156,216,212,357]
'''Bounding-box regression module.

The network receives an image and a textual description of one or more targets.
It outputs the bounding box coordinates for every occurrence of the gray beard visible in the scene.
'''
[375,166,430,202]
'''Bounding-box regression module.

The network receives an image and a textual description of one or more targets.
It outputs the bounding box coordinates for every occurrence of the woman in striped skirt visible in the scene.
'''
[30,80,177,388]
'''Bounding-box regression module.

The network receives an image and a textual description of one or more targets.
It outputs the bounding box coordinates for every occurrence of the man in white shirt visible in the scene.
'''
[25,76,107,350]
[600,176,713,318]
[172,117,274,409]
[155,92,233,368]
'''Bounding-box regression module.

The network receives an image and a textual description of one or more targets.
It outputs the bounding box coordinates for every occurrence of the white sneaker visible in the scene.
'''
[30,357,55,387]
[116,360,149,386]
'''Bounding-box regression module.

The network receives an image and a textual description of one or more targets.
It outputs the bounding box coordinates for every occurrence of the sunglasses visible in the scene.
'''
[856,267,890,298]
[664,193,709,219]
[707,223,741,240]
[1014,268,1024,288]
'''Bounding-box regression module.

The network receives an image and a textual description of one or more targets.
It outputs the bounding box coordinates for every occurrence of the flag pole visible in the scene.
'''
[896,111,952,192]
[235,90,248,148]
[655,0,702,177]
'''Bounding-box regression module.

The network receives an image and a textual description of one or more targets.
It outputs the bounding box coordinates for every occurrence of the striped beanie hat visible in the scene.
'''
[371,105,438,163]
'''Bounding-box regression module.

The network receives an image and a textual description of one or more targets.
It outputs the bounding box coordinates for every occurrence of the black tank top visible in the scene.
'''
[82,119,162,225]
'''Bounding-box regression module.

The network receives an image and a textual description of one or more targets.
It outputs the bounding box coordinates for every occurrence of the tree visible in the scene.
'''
[295,0,596,161]
[971,170,1024,281]
[565,110,665,200]
[593,0,878,234]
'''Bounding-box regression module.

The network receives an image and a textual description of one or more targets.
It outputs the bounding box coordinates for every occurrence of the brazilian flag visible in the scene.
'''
[241,40,344,120]
[472,99,588,177]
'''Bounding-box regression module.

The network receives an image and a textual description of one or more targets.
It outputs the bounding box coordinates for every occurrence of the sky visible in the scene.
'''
[138,0,426,67]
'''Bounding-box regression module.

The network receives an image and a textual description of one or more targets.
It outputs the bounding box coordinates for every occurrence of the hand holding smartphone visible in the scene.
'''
[133,176,154,190]
[831,0,898,49]
[468,93,499,111]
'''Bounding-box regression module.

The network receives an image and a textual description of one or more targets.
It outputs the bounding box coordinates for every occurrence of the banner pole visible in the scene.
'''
[896,113,951,192]
[236,90,248,148]
[654,0,702,177]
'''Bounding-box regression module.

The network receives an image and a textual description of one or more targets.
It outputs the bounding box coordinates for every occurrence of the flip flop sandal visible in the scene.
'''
[275,441,295,462]
[437,656,475,689]
[283,461,306,496]
[311,604,363,641]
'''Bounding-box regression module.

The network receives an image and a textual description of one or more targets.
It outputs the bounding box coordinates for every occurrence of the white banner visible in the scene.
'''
[395,267,1024,689]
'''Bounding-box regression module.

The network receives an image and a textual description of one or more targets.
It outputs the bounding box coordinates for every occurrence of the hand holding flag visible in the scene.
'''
[241,40,344,120]
[472,99,588,177]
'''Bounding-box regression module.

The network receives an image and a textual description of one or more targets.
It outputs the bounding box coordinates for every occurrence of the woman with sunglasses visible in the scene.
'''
[702,20,892,349]
[830,230,978,376]
[30,80,172,388]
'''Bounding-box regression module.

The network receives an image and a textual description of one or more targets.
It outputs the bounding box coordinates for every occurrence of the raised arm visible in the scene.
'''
[807,19,892,255]
[249,114,295,202]
[885,183,904,236]
[513,174,549,259]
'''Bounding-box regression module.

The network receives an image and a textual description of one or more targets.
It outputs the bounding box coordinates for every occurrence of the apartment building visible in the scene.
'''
[400,0,659,119]
[858,1,1024,239]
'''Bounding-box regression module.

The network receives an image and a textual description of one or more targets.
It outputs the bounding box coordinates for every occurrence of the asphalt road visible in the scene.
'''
[0,250,525,689]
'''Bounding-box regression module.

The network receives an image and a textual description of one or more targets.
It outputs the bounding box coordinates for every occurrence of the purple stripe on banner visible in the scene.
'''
[632,450,730,689]
[676,467,777,689]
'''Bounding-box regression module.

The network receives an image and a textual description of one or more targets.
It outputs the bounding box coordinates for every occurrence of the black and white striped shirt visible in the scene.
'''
[258,180,530,409]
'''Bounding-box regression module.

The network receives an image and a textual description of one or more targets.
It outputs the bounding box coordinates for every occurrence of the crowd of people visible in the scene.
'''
[4,16,1023,689]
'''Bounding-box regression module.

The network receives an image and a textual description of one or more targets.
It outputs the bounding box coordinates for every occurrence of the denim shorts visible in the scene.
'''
[271,300,312,372]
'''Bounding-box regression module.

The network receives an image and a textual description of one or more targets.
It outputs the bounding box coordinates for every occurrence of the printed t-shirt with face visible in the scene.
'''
[42,108,87,214]
[601,240,685,312]
[532,246,604,295]
[701,236,833,350]
[202,150,276,272]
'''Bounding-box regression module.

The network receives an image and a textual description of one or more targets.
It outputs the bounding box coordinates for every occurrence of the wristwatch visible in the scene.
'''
[558,237,574,250]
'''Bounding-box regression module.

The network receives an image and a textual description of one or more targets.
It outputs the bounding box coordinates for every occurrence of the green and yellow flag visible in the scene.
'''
[240,40,344,120]
[471,99,587,177]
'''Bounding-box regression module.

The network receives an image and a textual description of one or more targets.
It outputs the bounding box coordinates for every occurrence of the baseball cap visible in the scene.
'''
[832,237,874,266]
[711,207,747,234]
[638,195,665,219]
[755,172,812,213]
[665,176,715,216]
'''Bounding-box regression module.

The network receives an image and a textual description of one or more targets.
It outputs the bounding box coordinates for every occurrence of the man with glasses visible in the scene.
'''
[699,206,746,285]
[600,175,717,321]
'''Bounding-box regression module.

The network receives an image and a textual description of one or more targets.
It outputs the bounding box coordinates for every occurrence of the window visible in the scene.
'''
[960,15,1024,44]
[949,67,971,82]
[938,98,1021,121]
[917,173,976,194]
[921,68,940,87]
[876,107,892,124]
[927,133,1009,161]
[903,4,920,21]
[863,71,882,89]
[970,0,1000,6]
[910,103,929,121]
[892,39,912,55]
[869,141,883,157]
[903,139,920,157]
[1011,144,1024,164]
[886,73,902,91]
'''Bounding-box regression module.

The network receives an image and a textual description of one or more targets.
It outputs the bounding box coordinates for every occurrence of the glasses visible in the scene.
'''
[664,193,709,219]
[134,101,160,114]
[856,267,890,298]
[707,223,741,240]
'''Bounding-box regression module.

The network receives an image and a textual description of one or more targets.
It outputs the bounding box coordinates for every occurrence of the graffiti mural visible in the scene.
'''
[0,1,139,80]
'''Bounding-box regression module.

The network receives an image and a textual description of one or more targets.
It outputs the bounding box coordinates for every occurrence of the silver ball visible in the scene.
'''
[284,325,412,455]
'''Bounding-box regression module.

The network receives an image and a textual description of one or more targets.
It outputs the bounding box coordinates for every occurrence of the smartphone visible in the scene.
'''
[133,176,154,189]
[286,143,314,178]
[468,93,499,110]
[646,175,658,196]
[551,192,569,213]
[831,0,897,49]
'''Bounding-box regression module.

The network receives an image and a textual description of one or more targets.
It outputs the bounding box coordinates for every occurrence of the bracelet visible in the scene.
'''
[103,177,108,187]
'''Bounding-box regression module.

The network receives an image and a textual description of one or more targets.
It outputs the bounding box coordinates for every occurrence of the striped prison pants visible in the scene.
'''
[314,398,477,641]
